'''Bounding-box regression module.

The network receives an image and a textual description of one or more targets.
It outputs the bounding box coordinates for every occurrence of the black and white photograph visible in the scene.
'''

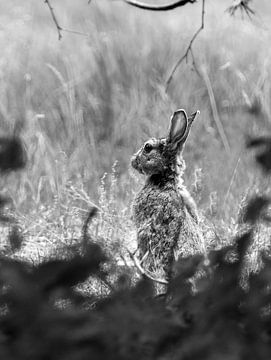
[0,0,270,359]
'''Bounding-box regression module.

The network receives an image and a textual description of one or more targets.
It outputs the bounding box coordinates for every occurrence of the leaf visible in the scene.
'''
[173,254,203,280]
[242,196,270,224]
[0,137,26,172]
[9,227,24,252]
[247,136,271,148]
[236,231,252,262]
[33,243,107,292]
[247,136,271,172]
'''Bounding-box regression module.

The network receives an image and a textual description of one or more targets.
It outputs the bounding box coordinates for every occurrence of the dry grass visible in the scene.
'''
[0,0,270,270]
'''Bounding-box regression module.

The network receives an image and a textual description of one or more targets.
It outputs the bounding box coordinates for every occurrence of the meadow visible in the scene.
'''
[0,0,270,266]
[1,1,271,359]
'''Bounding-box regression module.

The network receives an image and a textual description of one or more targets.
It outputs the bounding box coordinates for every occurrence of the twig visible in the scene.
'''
[60,28,89,37]
[44,0,89,40]
[140,250,150,264]
[81,207,98,246]
[117,0,197,11]
[190,47,202,77]
[44,0,63,40]
[127,249,168,285]
[227,0,255,19]
[100,276,116,292]
[165,0,205,91]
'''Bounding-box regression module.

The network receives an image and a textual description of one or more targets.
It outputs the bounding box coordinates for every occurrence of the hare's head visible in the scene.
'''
[131,109,199,177]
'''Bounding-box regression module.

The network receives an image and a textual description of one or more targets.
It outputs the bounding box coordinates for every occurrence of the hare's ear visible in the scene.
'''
[168,109,188,146]
[188,110,200,123]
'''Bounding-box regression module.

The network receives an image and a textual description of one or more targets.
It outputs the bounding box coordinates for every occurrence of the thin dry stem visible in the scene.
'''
[44,0,63,40]
[201,66,231,155]
[223,151,243,207]
[127,249,168,285]
[44,0,89,40]
[227,0,255,19]
[165,0,205,91]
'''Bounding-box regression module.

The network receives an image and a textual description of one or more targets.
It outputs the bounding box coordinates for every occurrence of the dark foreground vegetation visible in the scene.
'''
[0,136,271,360]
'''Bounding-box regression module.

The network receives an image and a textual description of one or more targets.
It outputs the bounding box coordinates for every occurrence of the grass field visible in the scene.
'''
[0,0,271,268]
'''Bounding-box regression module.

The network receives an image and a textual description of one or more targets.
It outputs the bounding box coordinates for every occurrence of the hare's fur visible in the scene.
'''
[131,109,206,279]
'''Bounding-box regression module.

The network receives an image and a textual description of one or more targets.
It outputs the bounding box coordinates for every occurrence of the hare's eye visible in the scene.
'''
[144,143,153,153]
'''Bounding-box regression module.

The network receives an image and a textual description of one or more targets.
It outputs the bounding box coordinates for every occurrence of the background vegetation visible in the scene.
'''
[0,0,270,264]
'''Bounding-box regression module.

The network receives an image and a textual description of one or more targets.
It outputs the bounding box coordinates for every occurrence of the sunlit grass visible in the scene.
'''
[0,0,270,268]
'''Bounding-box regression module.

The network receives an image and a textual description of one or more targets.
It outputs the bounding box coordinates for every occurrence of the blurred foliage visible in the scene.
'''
[0,137,26,173]
[247,137,271,173]
[1,199,271,359]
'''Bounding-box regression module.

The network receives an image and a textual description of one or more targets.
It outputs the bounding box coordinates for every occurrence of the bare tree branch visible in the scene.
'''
[44,0,63,40]
[127,249,168,285]
[165,0,205,91]
[227,0,255,19]
[117,0,197,11]
[189,47,202,77]
[44,0,89,40]
[61,28,89,37]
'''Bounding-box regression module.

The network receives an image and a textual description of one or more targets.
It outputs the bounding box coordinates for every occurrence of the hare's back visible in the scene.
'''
[174,208,206,259]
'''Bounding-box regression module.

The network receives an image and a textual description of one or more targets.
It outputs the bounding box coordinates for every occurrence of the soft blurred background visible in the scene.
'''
[0,0,270,260]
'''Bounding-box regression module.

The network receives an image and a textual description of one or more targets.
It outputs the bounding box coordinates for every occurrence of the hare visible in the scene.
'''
[131,109,206,281]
